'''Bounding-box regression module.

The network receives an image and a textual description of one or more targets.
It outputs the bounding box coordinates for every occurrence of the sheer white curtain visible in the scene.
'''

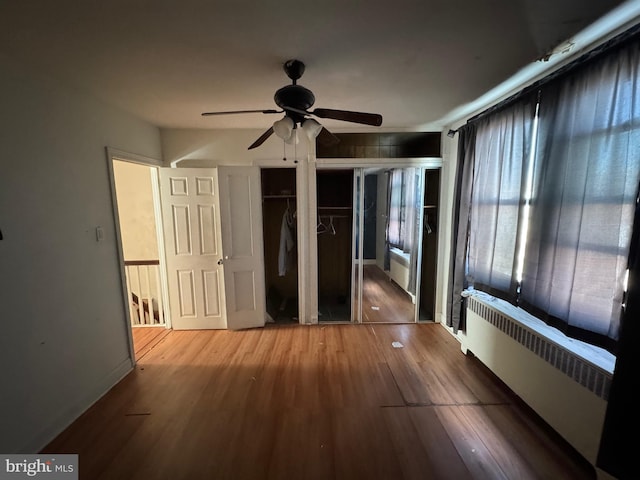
[386,168,422,294]
[467,97,536,301]
[387,169,403,248]
[387,168,418,255]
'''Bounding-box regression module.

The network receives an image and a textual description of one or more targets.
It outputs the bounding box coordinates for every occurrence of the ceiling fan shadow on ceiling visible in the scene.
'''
[201,59,383,150]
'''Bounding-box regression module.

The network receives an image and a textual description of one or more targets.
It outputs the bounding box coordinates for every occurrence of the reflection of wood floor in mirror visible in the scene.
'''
[362,264,415,323]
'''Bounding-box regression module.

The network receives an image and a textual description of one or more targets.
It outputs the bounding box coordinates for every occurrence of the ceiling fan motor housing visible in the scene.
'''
[274,85,315,110]
[274,85,315,122]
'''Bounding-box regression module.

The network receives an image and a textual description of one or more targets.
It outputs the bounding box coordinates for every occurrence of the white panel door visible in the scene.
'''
[217,166,266,330]
[159,168,226,329]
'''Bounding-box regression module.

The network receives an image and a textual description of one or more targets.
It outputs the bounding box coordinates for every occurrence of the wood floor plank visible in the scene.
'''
[371,324,457,404]
[482,403,596,479]
[131,326,171,360]
[455,405,539,480]
[408,406,475,480]
[435,405,511,480]
[266,408,334,480]
[331,407,405,480]
[382,407,442,480]
[41,323,596,480]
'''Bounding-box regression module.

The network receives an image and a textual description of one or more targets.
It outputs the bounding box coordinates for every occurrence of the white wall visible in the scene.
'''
[0,57,162,452]
[112,161,159,261]
[161,128,310,166]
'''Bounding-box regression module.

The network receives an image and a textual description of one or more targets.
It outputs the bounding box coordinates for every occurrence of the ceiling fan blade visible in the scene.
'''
[311,108,382,126]
[317,127,340,147]
[201,109,281,116]
[248,127,274,150]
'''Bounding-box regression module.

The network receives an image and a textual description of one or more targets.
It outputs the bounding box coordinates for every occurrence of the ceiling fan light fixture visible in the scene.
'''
[302,118,323,139]
[273,116,294,141]
[285,128,299,145]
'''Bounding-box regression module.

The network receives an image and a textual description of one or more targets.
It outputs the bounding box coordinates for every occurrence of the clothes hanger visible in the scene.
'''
[424,214,433,234]
[329,215,336,235]
[317,216,328,234]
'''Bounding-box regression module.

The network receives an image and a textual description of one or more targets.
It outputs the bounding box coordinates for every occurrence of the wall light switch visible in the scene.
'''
[95,226,104,242]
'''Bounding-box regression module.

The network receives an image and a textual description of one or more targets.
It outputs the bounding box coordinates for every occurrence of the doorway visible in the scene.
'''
[110,156,170,360]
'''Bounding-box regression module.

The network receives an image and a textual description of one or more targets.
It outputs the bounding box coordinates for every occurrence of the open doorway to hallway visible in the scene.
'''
[111,159,170,360]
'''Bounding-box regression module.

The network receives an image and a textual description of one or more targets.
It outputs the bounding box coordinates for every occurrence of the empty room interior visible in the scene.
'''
[2,1,640,479]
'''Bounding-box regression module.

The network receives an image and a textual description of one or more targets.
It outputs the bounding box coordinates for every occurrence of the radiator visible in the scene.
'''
[462,294,613,465]
[389,247,411,294]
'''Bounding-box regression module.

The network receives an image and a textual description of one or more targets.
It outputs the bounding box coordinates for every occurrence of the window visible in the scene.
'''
[520,45,640,349]
[458,34,640,353]
[387,169,404,249]
[466,96,536,301]
[387,168,418,254]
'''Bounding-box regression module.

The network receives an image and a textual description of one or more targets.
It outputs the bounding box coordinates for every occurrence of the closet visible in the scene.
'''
[261,168,299,323]
[419,168,440,320]
[317,169,354,321]
[315,131,442,324]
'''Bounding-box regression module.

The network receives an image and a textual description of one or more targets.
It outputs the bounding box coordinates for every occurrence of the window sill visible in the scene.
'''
[389,247,410,267]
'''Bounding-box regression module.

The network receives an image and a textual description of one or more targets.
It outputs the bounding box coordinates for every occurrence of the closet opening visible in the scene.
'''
[419,168,440,321]
[317,169,354,322]
[354,167,433,324]
[314,132,442,324]
[354,167,416,323]
[261,168,299,324]
[315,165,440,324]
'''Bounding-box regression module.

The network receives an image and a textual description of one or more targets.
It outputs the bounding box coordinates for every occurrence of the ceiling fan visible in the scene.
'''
[201,59,383,150]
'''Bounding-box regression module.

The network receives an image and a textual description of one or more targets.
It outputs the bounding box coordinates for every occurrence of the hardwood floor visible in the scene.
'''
[131,326,171,360]
[362,264,414,323]
[42,323,595,480]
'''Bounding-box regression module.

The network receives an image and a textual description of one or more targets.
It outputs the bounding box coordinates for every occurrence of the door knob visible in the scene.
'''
[217,259,223,265]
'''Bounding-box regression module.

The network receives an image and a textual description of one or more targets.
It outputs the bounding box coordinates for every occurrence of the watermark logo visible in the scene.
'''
[1,455,77,479]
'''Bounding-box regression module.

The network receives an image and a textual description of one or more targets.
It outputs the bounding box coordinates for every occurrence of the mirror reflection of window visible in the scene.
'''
[357,167,425,324]
[383,168,422,297]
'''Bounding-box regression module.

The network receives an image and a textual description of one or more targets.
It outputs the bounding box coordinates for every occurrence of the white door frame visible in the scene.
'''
[106,147,170,364]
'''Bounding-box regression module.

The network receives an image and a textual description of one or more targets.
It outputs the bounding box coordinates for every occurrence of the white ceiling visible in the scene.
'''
[0,0,636,132]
